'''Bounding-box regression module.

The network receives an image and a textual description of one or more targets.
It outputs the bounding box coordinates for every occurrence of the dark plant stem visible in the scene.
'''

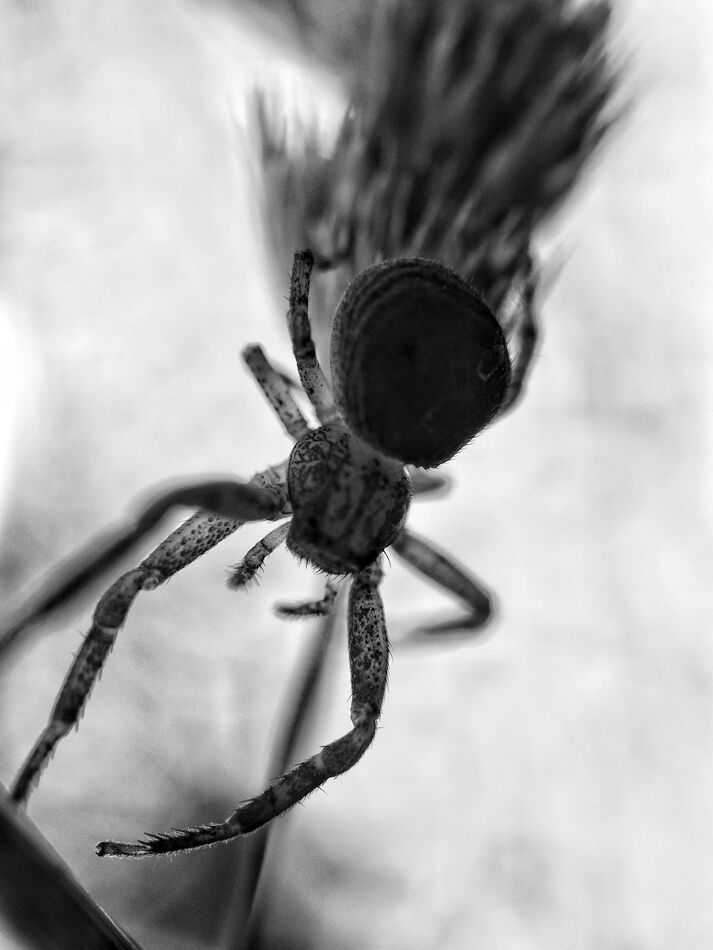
[219,588,343,949]
[0,789,143,950]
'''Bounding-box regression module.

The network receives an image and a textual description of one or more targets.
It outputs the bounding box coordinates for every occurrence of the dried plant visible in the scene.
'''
[256,0,617,319]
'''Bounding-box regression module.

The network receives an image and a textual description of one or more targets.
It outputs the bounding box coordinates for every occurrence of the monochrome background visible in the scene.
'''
[0,2,711,948]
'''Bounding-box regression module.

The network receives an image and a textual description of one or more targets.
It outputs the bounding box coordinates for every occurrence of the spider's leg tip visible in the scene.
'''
[96,838,150,858]
[227,563,262,590]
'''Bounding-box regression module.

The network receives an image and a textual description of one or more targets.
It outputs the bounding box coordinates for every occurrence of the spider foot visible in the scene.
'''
[227,562,264,590]
[416,602,493,635]
[96,718,378,858]
[401,609,493,646]
[390,528,494,637]
[227,522,290,590]
[98,566,386,860]
[96,822,230,858]
[275,580,338,619]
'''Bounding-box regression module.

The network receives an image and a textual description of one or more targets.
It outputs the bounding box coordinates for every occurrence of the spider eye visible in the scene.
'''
[330,259,511,467]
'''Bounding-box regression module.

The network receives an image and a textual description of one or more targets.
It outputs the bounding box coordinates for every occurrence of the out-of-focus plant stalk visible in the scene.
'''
[0,790,143,950]
[256,0,618,318]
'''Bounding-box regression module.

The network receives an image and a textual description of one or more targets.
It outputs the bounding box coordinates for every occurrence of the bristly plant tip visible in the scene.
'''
[256,0,617,313]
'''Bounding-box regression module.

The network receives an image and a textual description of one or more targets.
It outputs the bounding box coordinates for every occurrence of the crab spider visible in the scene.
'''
[3,250,537,857]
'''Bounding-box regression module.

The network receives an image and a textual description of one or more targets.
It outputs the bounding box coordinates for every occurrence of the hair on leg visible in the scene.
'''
[242,344,311,439]
[286,250,341,427]
[228,521,291,590]
[96,562,387,857]
[10,466,290,804]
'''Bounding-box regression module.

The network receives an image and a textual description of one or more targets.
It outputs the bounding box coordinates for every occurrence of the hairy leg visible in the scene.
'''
[286,250,341,427]
[10,464,290,804]
[390,527,493,633]
[242,344,310,439]
[0,463,289,660]
[227,521,291,589]
[96,561,387,857]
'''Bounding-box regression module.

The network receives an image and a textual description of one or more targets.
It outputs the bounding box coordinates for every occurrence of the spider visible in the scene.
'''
[3,250,537,857]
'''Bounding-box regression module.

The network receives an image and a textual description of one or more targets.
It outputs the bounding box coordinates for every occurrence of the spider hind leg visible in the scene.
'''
[390,527,493,634]
[96,562,387,857]
[10,472,288,805]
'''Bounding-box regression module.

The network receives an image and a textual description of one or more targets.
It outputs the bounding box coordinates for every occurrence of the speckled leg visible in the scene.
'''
[499,261,538,414]
[10,464,290,805]
[390,527,493,632]
[227,521,291,589]
[0,464,289,660]
[275,578,339,618]
[242,344,311,439]
[286,250,341,427]
[95,562,387,857]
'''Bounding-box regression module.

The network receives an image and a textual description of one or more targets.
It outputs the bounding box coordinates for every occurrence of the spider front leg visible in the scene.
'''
[9,467,289,805]
[242,344,310,440]
[0,469,287,660]
[286,250,341,427]
[96,561,387,857]
[390,527,493,634]
[227,521,291,589]
[229,526,339,616]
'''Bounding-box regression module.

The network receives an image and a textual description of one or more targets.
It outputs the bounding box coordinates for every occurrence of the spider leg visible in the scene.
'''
[390,527,493,634]
[0,465,289,660]
[9,465,290,805]
[242,344,311,439]
[498,260,539,415]
[407,466,451,498]
[96,562,387,857]
[227,521,290,589]
[286,250,342,427]
[275,578,340,618]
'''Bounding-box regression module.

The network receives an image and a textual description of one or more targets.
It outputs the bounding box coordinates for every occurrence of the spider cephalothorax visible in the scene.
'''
[287,423,411,574]
[3,249,537,858]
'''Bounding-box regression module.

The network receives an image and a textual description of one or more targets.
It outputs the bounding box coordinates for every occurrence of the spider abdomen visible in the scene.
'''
[286,424,411,575]
[330,258,511,468]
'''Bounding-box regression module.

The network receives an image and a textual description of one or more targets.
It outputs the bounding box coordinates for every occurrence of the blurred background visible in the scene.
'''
[1,1,712,948]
